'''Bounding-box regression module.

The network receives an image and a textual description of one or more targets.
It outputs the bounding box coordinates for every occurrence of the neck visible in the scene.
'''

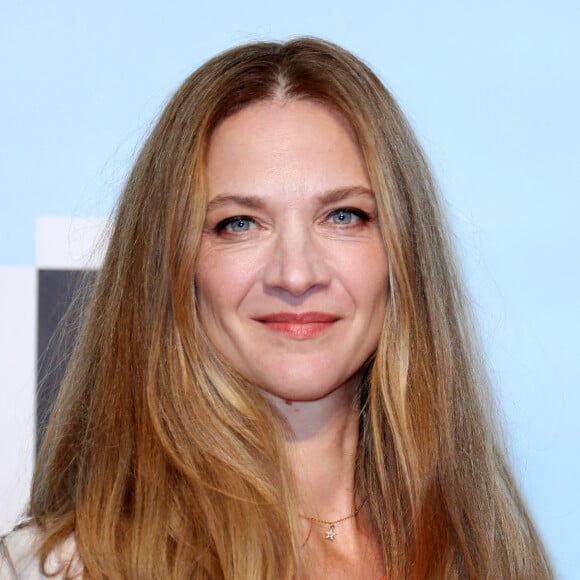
[263,380,362,519]
[262,380,385,577]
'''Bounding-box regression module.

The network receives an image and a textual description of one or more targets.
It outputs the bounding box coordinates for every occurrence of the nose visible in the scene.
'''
[262,224,331,297]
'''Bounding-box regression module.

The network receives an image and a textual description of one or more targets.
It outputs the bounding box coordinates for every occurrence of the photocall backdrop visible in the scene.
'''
[1,2,578,577]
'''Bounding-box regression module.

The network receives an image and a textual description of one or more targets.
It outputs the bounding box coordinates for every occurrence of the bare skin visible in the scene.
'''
[268,383,385,579]
[196,99,389,577]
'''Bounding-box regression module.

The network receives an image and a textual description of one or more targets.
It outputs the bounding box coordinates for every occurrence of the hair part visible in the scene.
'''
[29,37,552,579]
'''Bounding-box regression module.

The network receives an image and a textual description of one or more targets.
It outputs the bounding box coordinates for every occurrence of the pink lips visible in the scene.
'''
[256,312,339,339]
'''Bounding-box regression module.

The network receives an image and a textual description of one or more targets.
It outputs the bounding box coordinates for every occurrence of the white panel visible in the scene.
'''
[0,267,36,533]
[36,217,108,270]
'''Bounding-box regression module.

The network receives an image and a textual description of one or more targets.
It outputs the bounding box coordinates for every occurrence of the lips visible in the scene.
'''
[256,311,340,339]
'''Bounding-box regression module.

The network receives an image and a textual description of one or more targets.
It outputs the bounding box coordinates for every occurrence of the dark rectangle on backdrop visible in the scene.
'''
[37,269,96,453]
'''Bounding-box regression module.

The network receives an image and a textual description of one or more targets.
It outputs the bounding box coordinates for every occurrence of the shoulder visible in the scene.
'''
[0,525,82,579]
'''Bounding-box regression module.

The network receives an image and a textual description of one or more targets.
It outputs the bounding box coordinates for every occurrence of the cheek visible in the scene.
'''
[195,249,225,319]
[195,248,258,318]
[341,244,389,298]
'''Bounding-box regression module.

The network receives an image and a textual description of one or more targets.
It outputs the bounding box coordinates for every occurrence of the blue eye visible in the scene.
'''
[332,210,354,224]
[329,208,370,225]
[215,216,255,234]
[229,218,251,232]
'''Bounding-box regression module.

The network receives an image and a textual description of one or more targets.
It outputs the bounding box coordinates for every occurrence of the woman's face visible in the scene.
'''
[195,99,388,403]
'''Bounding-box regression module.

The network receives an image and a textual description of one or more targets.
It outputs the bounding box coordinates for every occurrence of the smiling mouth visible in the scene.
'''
[256,312,340,340]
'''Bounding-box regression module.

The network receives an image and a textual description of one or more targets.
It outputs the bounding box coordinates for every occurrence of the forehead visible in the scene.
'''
[205,99,370,201]
[209,98,358,145]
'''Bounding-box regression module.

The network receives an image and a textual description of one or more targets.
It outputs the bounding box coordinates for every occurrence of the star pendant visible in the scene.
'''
[325,525,336,541]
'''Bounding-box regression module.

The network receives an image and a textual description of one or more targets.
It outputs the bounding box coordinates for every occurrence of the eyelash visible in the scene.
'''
[328,207,371,225]
[213,207,372,235]
[214,215,257,233]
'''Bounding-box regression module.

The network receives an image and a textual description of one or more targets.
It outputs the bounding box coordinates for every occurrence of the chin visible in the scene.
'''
[254,371,362,404]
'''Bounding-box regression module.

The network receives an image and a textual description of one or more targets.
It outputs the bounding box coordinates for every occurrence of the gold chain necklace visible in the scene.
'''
[300,498,367,541]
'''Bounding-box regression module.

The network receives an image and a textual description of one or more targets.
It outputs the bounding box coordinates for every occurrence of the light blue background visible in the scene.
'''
[2,1,578,577]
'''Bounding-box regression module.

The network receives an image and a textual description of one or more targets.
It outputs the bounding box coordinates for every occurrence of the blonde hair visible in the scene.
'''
[29,38,552,578]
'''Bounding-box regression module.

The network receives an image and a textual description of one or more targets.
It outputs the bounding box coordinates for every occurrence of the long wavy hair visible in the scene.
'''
[28,38,552,578]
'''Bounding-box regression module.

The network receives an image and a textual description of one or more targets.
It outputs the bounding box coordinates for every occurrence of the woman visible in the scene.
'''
[1,38,552,578]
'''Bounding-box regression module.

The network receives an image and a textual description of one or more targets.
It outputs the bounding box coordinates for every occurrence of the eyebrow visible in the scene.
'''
[317,186,374,205]
[206,194,266,212]
[206,186,375,212]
